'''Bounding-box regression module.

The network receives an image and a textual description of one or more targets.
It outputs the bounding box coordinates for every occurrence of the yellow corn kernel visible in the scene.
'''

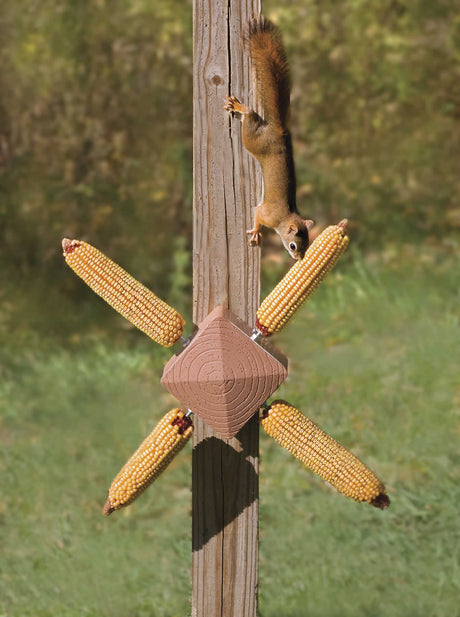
[103,409,193,515]
[62,238,185,347]
[255,220,349,335]
[261,401,389,508]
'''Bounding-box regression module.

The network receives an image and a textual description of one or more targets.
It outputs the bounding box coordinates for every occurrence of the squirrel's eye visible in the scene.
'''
[289,242,297,251]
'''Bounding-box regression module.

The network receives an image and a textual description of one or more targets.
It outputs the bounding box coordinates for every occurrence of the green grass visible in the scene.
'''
[1,243,459,616]
[259,243,460,617]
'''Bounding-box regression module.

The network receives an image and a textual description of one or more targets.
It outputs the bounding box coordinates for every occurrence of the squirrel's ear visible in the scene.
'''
[305,219,314,230]
[288,223,299,234]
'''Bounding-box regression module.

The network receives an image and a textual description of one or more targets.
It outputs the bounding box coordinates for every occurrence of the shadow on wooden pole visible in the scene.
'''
[192,0,261,615]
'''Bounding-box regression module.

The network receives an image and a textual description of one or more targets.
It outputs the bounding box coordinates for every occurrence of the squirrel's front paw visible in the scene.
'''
[246,229,261,246]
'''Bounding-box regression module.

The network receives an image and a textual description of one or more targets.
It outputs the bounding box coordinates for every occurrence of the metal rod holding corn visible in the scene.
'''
[261,400,389,508]
[103,408,193,515]
[255,220,349,336]
[62,238,185,347]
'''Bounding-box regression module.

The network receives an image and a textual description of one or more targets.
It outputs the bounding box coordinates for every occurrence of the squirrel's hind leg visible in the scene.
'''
[224,95,251,116]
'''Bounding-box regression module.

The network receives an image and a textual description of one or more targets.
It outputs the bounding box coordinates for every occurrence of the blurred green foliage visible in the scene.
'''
[1,0,459,310]
[0,3,459,613]
[0,0,193,299]
[266,0,460,245]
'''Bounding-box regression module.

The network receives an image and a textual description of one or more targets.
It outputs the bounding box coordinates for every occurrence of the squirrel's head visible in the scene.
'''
[283,219,314,260]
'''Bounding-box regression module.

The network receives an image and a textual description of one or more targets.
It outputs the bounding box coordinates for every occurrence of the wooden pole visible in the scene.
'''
[192,1,261,616]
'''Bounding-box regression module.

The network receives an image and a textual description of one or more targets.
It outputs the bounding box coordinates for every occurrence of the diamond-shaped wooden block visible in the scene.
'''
[161,306,288,438]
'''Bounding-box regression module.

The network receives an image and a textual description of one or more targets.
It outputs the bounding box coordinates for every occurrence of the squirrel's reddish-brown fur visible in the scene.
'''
[225,15,313,260]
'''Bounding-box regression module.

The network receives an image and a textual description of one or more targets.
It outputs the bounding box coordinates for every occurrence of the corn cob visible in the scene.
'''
[103,409,193,515]
[261,401,389,508]
[255,220,349,335]
[62,238,185,347]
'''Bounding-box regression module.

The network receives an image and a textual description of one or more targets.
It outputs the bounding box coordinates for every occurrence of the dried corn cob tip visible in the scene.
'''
[62,238,185,347]
[261,401,389,508]
[255,221,349,335]
[103,409,193,515]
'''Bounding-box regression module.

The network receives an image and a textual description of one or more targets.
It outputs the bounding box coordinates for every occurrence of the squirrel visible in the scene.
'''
[225,15,314,260]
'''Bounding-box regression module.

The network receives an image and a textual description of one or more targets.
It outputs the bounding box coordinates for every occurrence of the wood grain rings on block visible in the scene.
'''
[161,306,288,438]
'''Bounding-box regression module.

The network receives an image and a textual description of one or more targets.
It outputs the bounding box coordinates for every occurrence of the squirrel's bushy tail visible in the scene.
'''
[245,15,290,127]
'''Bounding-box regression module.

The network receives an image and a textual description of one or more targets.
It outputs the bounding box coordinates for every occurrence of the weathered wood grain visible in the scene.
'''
[192,0,261,615]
